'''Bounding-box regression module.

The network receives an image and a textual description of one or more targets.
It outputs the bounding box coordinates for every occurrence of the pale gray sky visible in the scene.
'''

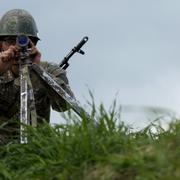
[1,0,180,128]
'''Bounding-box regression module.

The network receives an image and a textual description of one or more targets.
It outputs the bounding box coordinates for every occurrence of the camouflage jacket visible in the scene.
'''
[0,61,74,124]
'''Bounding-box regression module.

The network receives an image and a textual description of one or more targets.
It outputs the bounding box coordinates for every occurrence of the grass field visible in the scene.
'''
[0,103,179,180]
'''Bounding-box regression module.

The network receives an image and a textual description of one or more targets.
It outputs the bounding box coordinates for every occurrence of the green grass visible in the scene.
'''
[0,103,179,180]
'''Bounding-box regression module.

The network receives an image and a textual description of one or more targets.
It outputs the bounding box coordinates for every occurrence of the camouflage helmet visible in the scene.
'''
[0,9,40,41]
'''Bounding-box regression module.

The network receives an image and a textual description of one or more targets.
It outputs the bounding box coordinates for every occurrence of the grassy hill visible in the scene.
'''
[0,104,179,180]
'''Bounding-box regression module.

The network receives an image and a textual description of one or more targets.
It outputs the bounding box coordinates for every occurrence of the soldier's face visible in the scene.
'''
[1,36,38,51]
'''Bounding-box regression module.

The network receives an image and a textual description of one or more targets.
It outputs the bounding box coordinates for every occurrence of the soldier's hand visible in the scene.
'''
[0,45,20,63]
[29,40,41,64]
[0,45,20,74]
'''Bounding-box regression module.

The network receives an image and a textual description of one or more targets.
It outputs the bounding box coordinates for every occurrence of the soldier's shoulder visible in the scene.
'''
[39,61,57,69]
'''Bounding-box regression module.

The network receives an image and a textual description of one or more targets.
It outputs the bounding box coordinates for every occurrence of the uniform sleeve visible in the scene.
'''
[40,61,75,112]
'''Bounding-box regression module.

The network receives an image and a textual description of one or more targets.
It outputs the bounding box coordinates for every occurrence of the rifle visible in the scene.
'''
[17,35,92,144]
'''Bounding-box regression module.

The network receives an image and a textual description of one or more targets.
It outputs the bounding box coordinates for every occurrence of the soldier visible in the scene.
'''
[0,9,74,145]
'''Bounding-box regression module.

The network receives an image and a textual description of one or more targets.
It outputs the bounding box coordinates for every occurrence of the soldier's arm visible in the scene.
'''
[40,61,75,112]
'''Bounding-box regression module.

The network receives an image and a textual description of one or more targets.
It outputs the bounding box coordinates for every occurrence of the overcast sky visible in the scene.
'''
[1,0,180,128]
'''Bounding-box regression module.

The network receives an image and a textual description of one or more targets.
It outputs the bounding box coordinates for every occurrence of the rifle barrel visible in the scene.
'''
[59,36,89,69]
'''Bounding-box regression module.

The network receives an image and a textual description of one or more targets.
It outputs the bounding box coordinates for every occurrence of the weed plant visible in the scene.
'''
[0,102,179,180]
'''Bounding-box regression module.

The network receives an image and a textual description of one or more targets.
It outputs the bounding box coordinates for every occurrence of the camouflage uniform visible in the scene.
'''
[0,9,75,145]
[0,61,74,145]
